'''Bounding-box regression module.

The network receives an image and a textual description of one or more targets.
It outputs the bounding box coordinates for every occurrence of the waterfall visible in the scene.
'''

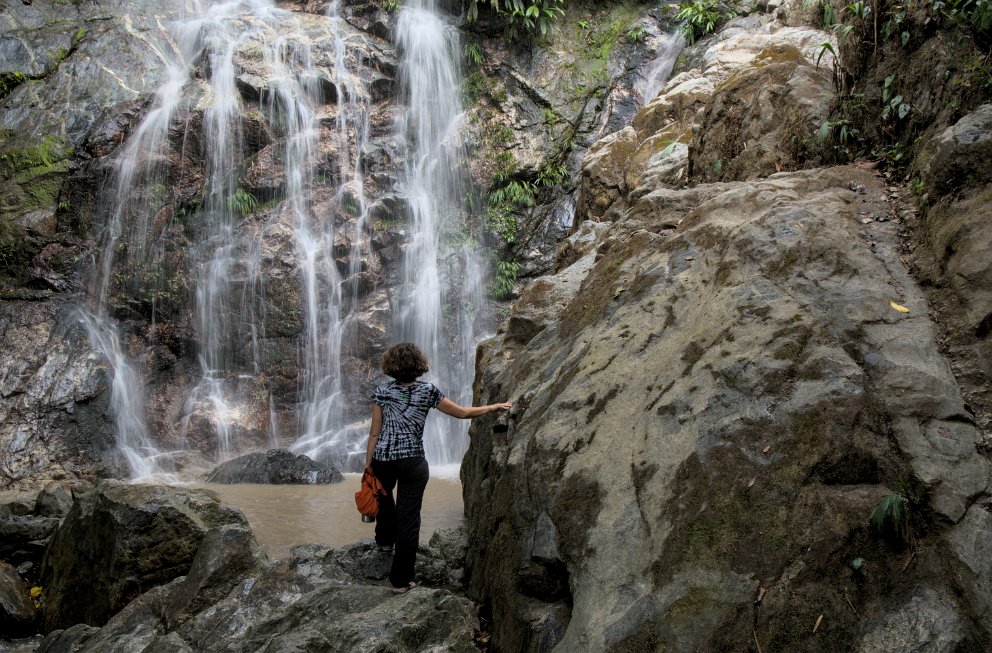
[393,0,483,467]
[82,0,484,478]
[79,10,196,481]
[640,31,686,102]
[287,0,375,470]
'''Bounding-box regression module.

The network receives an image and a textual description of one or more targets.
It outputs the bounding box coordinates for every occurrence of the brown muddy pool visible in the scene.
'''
[195,473,464,559]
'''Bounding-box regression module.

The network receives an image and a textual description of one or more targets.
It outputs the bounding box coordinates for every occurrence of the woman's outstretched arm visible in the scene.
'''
[436,397,512,420]
[364,404,383,470]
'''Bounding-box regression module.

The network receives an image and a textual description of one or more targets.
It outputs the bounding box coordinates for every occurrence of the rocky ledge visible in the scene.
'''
[0,481,478,652]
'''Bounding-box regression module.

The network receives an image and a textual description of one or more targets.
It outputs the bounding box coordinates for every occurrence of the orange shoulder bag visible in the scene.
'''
[355,468,386,518]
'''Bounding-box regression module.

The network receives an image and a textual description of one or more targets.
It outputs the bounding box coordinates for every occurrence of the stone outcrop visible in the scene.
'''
[461,11,992,653]
[909,105,992,434]
[37,520,478,652]
[40,481,247,632]
[0,560,36,637]
[0,301,117,487]
[204,449,343,484]
[0,481,91,599]
[576,14,836,224]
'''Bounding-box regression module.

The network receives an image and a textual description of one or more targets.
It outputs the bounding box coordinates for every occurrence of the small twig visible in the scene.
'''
[753,629,765,653]
[813,614,824,633]
[843,590,859,617]
[901,550,915,572]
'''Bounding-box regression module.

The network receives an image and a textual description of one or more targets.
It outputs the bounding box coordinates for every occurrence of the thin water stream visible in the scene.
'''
[198,474,464,558]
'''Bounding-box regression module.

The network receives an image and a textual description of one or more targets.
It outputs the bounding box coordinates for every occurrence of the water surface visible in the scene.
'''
[198,473,464,558]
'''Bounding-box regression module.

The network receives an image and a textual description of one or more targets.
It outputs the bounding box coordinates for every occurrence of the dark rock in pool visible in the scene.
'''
[204,449,343,485]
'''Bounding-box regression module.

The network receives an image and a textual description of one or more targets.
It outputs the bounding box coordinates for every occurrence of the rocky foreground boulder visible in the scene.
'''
[40,482,248,632]
[462,10,992,653]
[36,496,477,653]
[0,560,36,637]
[204,449,343,485]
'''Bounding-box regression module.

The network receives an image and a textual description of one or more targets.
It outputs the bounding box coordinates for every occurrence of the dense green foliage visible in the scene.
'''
[466,0,566,36]
[810,0,992,173]
[489,259,519,299]
[675,0,730,44]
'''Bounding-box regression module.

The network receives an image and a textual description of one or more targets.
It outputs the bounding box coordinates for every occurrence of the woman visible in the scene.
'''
[364,342,512,593]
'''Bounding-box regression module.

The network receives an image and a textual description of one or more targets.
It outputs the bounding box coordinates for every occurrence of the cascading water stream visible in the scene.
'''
[393,0,484,467]
[83,0,485,478]
[80,15,198,481]
[640,31,686,103]
[287,0,377,469]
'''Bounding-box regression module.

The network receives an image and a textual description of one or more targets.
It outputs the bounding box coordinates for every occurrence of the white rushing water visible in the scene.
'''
[83,0,485,478]
[286,0,375,470]
[391,0,484,466]
[640,31,686,103]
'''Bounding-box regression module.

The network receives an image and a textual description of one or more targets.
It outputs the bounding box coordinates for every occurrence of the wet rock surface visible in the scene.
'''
[204,449,343,484]
[33,492,477,653]
[461,10,992,652]
[0,302,116,487]
[40,481,247,632]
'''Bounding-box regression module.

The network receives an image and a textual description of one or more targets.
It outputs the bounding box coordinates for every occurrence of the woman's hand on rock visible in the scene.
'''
[489,402,512,412]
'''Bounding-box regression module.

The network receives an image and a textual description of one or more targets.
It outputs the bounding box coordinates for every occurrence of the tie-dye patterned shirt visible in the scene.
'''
[371,381,445,460]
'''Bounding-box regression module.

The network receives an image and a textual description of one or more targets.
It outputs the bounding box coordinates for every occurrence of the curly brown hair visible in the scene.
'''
[380,342,429,382]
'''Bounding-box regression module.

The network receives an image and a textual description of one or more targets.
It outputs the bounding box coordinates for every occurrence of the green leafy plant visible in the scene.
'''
[871,490,910,541]
[625,24,649,42]
[466,0,566,37]
[815,117,862,159]
[578,19,590,29]
[536,161,568,187]
[384,0,401,11]
[490,179,535,207]
[464,42,483,65]
[226,188,260,216]
[489,259,519,299]
[675,0,731,45]
[880,75,912,121]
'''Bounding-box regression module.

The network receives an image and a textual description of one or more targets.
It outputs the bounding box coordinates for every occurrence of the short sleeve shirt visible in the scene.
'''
[371,381,445,460]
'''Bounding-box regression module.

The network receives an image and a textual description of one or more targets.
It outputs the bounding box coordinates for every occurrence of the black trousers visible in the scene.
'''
[371,455,429,587]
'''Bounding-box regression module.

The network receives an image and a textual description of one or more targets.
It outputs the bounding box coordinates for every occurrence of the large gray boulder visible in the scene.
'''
[915,104,992,196]
[463,164,989,651]
[40,481,247,632]
[204,449,343,485]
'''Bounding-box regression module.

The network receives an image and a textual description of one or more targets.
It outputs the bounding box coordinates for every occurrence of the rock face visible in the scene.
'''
[40,482,247,632]
[909,105,992,435]
[461,11,992,653]
[204,449,343,484]
[0,302,118,487]
[38,535,478,653]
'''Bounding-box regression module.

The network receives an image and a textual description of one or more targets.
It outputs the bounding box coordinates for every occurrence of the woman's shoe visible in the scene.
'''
[391,581,416,594]
[379,544,394,553]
